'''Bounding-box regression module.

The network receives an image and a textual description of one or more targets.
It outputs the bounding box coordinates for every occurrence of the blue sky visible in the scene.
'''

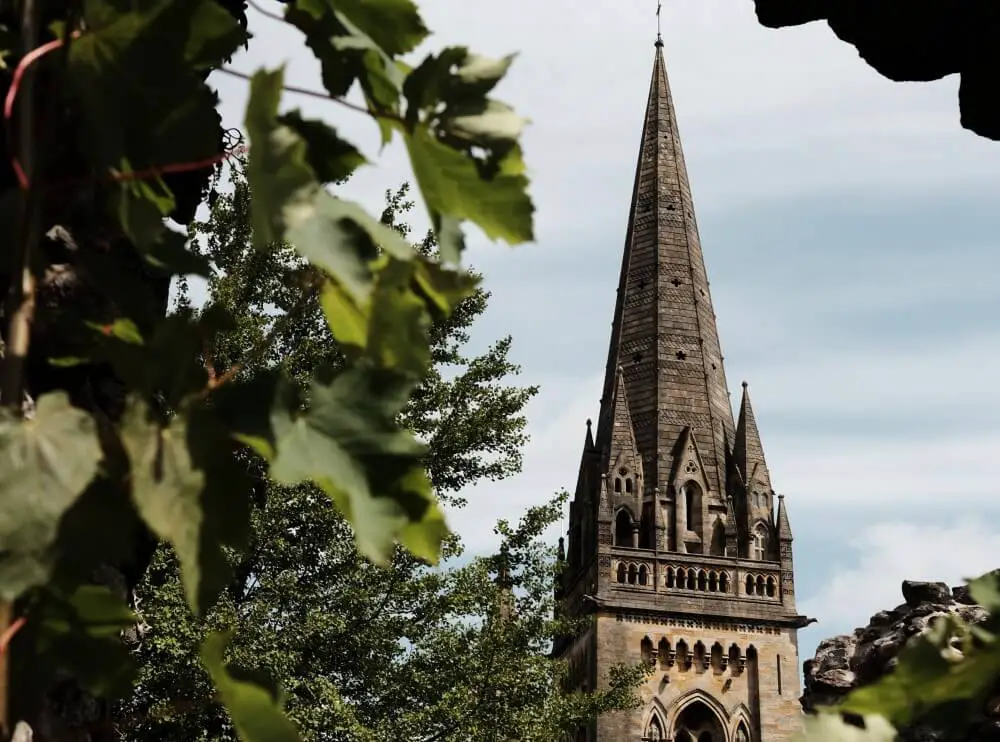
[214,1,1000,676]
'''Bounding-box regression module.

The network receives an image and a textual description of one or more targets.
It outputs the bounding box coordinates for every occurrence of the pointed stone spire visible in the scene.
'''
[724,495,740,557]
[585,417,595,451]
[606,366,642,480]
[594,40,735,499]
[734,381,772,492]
[777,494,793,541]
[497,543,515,621]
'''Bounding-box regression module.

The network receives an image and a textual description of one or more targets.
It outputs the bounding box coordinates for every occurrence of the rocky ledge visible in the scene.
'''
[802,580,999,741]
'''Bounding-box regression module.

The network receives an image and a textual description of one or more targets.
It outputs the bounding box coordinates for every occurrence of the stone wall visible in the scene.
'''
[596,612,802,742]
[801,581,998,741]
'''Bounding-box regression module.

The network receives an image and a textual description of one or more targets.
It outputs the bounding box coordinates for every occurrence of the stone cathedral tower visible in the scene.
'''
[554,36,812,742]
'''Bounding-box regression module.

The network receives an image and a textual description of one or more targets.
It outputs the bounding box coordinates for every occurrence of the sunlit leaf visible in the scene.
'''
[268,366,445,563]
[799,713,897,742]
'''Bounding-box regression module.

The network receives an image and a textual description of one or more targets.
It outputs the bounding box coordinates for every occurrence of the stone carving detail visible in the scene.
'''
[616,613,785,635]
[803,580,995,742]
[598,523,611,544]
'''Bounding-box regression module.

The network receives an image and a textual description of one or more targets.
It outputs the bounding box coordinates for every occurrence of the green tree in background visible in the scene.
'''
[116,163,642,741]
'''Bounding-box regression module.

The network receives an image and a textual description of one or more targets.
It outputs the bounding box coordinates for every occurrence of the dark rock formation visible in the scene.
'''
[802,581,999,741]
[752,1,1000,141]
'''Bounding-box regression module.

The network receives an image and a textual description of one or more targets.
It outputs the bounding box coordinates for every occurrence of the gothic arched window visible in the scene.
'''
[615,510,631,546]
[752,524,767,560]
[645,715,664,741]
[684,484,696,531]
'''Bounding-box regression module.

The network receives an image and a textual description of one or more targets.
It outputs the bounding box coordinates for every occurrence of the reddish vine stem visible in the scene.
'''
[4,37,247,193]
[0,3,69,732]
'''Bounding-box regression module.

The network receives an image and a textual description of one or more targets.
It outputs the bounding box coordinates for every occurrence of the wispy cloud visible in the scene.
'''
[801,519,1000,633]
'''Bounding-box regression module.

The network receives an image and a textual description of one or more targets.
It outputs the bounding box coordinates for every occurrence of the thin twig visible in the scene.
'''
[247,0,285,23]
[2,0,42,411]
[202,279,322,395]
[217,66,402,122]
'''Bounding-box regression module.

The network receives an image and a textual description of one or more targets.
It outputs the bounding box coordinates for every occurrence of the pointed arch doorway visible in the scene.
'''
[671,700,726,742]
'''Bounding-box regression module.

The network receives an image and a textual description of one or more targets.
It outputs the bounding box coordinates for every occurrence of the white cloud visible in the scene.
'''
[800,520,1000,633]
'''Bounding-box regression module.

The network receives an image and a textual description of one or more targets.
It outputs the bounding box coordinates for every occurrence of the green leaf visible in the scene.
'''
[406,127,534,259]
[799,713,897,742]
[121,398,217,613]
[245,66,412,305]
[443,99,529,146]
[42,584,136,639]
[69,0,243,175]
[28,584,137,698]
[201,631,301,742]
[836,614,1000,727]
[399,47,534,260]
[268,366,446,563]
[88,318,144,345]
[321,256,478,374]
[284,0,406,112]
[0,393,101,599]
[968,569,1000,612]
[277,111,367,184]
[316,0,428,56]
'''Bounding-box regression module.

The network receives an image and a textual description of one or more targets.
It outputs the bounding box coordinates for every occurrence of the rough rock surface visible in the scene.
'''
[801,581,999,741]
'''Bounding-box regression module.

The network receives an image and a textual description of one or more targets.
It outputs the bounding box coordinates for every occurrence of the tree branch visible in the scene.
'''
[216,66,403,123]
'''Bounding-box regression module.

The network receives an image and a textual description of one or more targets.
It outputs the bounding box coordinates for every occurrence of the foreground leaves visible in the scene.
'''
[1,0,537,736]
[122,398,210,612]
[808,569,1000,741]
[32,585,138,698]
[799,714,897,742]
[0,393,101,598]
[202,632,302,742]
[268,367,446,564]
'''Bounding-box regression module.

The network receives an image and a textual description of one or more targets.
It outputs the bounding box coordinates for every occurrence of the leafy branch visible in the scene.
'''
[0,0,536,738]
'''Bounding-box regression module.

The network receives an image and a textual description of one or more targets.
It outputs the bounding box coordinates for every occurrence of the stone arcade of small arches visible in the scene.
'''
[614,562,731,593]
[639,636,757,678]
[743,572,777,598]
[612,560,781,601]
[642,692,753,742]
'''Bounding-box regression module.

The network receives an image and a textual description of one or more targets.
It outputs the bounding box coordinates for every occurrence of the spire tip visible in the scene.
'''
[654,0,663,47]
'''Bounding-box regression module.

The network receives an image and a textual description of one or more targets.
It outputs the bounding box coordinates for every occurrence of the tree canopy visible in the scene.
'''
[117,164,642,741]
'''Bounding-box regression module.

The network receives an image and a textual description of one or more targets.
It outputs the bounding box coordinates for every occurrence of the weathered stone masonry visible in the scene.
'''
[554,36,812,742]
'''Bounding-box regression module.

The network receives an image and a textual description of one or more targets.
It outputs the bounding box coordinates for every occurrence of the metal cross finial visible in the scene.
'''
[655,0,663,46]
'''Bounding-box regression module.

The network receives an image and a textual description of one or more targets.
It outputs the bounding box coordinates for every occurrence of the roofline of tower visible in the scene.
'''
[591,605,816,630]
